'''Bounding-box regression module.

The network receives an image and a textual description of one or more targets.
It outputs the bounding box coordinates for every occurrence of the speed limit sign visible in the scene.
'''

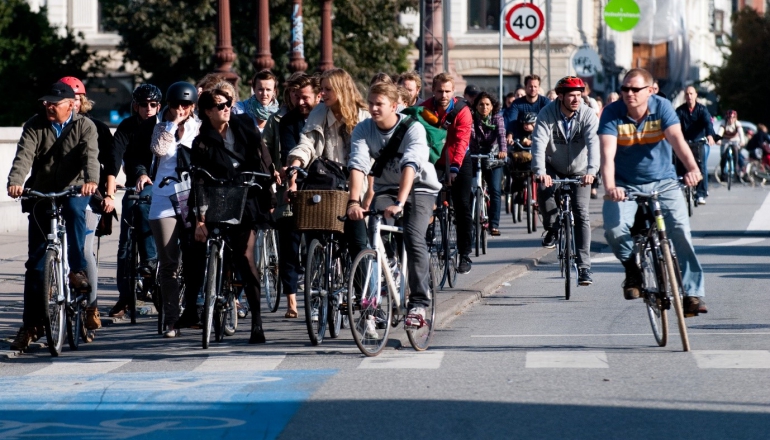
[505,3,545,41]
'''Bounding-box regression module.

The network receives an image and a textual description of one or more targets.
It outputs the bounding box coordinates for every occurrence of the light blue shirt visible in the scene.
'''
[52,112,74,138]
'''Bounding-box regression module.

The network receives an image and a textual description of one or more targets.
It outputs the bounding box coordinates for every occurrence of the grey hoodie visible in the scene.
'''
[531,100,600,177]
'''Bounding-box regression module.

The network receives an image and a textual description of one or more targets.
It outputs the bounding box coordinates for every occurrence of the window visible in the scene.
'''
[632,43,669,80]
[713,10,724,34]
[468,0,501,32]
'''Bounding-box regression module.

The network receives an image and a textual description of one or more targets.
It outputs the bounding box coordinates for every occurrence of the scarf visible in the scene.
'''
[243,95,280,122]
[479,114,496,130]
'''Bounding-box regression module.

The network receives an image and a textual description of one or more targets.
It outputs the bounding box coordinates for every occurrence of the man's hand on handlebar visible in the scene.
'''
[383,204,403,220]
[81,182,97,196]
[683,170,703,188]
[194,221,208,242]
[346,204,366,221]
[536,174,553,187]
[605,187,626,202]
[136,175,152,191]
[7,185,23,199]
[581,175,595,186]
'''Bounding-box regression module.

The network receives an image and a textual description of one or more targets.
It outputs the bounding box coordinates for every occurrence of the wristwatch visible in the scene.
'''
[394,200,402,207]
[106,194,115,200]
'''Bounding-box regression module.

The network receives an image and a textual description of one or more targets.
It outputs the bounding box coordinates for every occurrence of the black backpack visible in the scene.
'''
[300,156,349,191]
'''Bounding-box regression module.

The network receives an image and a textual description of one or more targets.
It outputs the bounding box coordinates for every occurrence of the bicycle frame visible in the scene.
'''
[367,213,408,316]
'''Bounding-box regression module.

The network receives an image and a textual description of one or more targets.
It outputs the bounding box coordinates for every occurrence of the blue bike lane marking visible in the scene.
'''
[0,369,336,439]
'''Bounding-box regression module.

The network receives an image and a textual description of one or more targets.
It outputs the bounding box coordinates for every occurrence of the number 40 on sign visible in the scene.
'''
[505,3,545,42]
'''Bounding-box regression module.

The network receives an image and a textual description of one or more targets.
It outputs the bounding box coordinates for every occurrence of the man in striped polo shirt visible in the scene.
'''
[598,68,708,316]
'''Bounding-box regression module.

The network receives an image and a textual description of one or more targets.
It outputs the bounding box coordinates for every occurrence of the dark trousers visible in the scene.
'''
[116,186,158,302]
[537,167,592,269]
[450,153,474,257]
[23,196,91,328]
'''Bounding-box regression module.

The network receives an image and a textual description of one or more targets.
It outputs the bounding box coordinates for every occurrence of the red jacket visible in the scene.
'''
[420,97,472,170]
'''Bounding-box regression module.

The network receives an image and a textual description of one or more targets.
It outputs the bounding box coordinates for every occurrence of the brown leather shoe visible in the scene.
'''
[85,307,102,329]
[68,271,91,293]
[10,327,34,351]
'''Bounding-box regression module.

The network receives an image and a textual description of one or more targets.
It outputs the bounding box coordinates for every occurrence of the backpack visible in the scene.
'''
[400,106,447,164]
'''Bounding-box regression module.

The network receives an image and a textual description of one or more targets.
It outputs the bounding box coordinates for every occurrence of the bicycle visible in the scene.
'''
[608,183,691,351]
[429,178,458,289]
[116,186,157,325]
[470,153,497,257]
[507,141,537,233]
[345,209,437,356]
[551,178,582,300]
[715,140,741,190]
[179,167,271,349]
[23,186,91,356]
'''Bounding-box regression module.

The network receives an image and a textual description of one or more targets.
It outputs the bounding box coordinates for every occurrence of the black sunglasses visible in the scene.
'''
[137,102,159,108]
[620,85,649,93]
[212,100,233,111]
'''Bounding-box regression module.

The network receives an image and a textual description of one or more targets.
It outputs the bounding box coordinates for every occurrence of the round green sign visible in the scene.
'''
[604,0,640,32]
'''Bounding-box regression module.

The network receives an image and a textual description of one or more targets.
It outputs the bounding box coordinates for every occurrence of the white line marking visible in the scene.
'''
[27,359,131,376]
[193,355,286,372]
[525,351,608,368]
[591,255,620,263]
[358,351,444,369]
[747,192,770,231]
[693,350,770,369]
[471,332,770,337]
[698,238,766,247]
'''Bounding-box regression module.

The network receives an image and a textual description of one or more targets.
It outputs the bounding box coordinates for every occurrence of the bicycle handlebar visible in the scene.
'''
[551,178,583,184]
[602,182,682,202]
[338,207,403,222]
[286,166,308,179]
[470,153,497,160]
[23,186,83,199]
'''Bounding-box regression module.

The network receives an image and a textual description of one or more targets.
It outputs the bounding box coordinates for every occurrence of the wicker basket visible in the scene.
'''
[292,190,349,233]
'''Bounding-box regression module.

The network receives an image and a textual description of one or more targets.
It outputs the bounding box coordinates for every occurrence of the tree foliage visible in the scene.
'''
[102,0,417,97]
[709,8,770,125]
[0,0,104,125]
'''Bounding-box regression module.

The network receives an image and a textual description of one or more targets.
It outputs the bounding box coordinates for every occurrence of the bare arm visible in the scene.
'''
[599,134,624,202]
[346,169,366,221]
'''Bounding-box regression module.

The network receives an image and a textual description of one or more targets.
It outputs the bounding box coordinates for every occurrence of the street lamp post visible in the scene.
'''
[317,0,335,72]
[213,0,239,86]
[253,0,275,71]
[288,0,308,73]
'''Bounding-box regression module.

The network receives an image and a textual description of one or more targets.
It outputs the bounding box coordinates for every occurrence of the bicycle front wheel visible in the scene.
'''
[645,241,668,347]
[327,249,348,339]
[263,229,281,313]
[202,242,220,349]
[473,190,481,257]
[526,176,534,234]
[564,217,573,301]
[407,260,437,351]
[67,297,86,350]
[128,238,139,324]
[445,209,458,288]
[42,250,65,356]
[304,239,328,345]
[481,190,488,255]
[430,210,446,289]
[348,249,391,356]
[727,155,734,190]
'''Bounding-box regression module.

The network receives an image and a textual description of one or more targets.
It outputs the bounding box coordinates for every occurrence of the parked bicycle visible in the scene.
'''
[23,186,91,356]
[607,184,691,351]
[345,209,437,356]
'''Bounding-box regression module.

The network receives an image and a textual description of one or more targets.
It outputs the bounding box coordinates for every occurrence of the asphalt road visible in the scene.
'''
[1,180,769,439]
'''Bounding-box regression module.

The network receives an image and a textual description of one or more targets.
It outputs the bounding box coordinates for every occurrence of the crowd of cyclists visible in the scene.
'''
[12,62,768,352]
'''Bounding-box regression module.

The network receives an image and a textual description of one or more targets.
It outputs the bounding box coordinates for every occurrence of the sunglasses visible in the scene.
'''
[620,85,649,94]
[169,101,194,110]
[43,101,68,107]
[137,102,159,108]
[212,100,233,111]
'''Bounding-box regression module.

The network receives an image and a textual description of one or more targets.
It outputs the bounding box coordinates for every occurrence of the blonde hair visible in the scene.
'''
[432,73,454,91]
[321,68,367,134]
[78,95,94,114]
[369,82,400,104]
[398,71,422,90]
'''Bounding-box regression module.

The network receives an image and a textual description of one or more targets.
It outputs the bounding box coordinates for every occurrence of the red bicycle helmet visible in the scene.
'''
[554,76,586,94]
[59,76,86,95]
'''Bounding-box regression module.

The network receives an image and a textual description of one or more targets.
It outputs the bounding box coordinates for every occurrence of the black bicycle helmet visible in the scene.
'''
[166,81,198,104]
[133,84,162,103]
[522,112,537,124]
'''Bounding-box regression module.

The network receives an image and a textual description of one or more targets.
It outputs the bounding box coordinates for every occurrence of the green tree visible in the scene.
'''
[102,0,417,97]
[709,8,770,125]
[0,0,104,125]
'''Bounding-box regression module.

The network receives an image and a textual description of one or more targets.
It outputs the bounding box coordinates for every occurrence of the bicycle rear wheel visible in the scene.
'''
[644,240,668,347]
[304,239,329,345]
[202,242,220,349]
[473,189,481,257]
[407,260,437,351]
[42,250,65,356]
[430,210,446,289]
[327,249,347,339]
[445,209,458,288]
[223,280,237,336]
[67,297,86,350]
[348,249,391,356]
[263,229,281,313]
[128,238,139,324]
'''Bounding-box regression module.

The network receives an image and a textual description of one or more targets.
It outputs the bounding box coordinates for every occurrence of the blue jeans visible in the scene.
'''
[23,195,91,327]
[602,179,705,298]
[116,186,157,302]
[482,165,503,229]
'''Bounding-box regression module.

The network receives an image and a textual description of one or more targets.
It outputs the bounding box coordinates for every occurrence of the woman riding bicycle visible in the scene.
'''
[469,91,506,236]
[284,68,371,318]
[718,109,746,181]
[346,81,441,328]
[188,86,276,344]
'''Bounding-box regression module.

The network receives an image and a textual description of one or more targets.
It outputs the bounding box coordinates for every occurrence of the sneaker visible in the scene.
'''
[541,229,557,249]
[68,271,91,293]
[405,307,427,330]
[163,328,181,338]
[108,301,127,318]
[364,315,379,339]
[458,256,472,274]
[622,260,642,300]
[684,297,708,317]
[578,268,593,286]
[85,307,102,330]
[10,327,34,351]
[696,197,706,205]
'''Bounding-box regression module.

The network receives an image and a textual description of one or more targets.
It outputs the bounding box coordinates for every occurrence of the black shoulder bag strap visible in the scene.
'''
[370,117,416,178]
[442,99,468,130]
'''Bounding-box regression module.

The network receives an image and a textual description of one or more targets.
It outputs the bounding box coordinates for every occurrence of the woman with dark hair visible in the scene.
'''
[190,87,275,343]
[470,91,507,236]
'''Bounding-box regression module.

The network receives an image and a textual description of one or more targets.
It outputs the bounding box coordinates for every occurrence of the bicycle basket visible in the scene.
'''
[194,184,249,225]
[292,190,348,233]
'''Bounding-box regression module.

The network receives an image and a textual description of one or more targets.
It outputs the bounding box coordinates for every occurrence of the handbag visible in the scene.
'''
[301,157,348,191]
[169,171,193,229]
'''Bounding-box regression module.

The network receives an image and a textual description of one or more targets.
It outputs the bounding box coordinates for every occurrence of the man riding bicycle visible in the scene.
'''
[675,86,715,205]
[532,76,599,286]
[600,68,708,316]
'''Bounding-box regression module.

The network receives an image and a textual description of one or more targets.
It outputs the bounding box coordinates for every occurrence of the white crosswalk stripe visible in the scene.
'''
[525,351,609,368]
[193,355,286,372]
[358,351,444,369]
[26,358,131,376]
[692,350,770,369]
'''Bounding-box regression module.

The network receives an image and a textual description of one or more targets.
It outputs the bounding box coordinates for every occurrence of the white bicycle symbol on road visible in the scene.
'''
[0,416,246,439]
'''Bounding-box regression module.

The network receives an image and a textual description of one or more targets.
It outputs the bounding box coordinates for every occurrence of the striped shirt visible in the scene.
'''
[598,95,679,185]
